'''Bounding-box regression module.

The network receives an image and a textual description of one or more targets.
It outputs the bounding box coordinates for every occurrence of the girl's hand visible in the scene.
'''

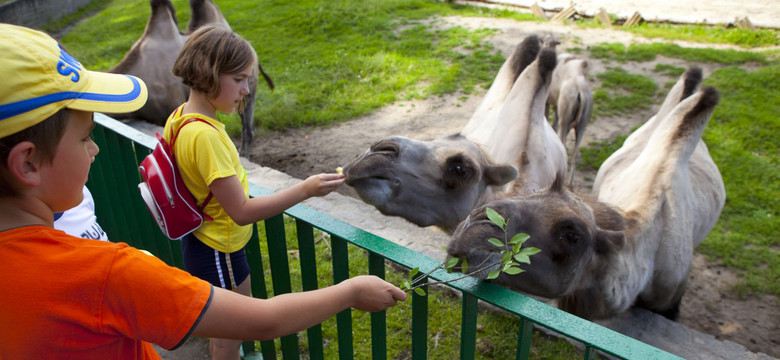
[303,173,345,197]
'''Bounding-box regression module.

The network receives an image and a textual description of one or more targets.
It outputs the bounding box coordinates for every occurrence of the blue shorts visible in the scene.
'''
[181,233,250,290]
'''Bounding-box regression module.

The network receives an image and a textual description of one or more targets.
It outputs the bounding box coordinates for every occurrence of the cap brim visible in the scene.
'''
[66,71,148,114]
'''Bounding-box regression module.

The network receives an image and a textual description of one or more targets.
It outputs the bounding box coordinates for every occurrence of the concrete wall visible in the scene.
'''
[0,0,94,29]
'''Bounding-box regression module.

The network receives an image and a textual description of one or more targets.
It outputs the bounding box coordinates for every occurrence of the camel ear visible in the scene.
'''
[483,165,518,186]
[594,229,625,255]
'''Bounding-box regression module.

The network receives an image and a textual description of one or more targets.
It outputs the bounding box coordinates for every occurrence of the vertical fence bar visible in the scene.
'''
[460,293,478,360]
[244,223,276,359]
[411,275,428,360]
[583,345,598,360]
[368,253,387,360]
[264,214,299,359]
[296,220,324,360]
[516,317,533,360]
[331,235,353,360]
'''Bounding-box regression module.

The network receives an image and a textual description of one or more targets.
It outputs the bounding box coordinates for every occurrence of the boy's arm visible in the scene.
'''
[209,173,345,226]
[191,275,406,341]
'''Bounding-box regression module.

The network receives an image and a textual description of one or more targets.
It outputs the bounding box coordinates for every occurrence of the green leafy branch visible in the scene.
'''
[399,207,541,296]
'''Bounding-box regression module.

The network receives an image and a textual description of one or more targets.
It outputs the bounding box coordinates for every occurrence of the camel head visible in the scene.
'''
[344,34,567,234]
[343,134,518,234]
[446,175,625,304]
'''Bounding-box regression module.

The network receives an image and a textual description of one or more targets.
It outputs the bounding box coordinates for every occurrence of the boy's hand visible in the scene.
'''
[303,173,345,197]
[345,275,407,312]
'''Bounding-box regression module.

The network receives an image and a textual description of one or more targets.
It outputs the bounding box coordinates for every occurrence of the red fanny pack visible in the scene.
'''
[138,118,215,240]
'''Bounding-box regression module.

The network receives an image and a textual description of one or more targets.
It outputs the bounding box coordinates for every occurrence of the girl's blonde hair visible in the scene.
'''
[173,25,257,106]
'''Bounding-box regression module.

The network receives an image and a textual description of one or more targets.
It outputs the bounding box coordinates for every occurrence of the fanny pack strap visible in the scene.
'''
[168,112,217,221]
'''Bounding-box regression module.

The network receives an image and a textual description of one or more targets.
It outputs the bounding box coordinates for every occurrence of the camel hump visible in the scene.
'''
[187,0,229,33]
[537,47,557,82]
[149,0,179,30]
[681,66,703,101]
[675,86,719,140]
[509,35,540,82]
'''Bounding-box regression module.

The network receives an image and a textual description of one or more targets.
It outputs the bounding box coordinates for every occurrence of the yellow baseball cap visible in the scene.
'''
[0,24,148,138]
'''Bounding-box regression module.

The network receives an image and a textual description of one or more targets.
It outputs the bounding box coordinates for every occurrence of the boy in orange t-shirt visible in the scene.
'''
[0,24,405,359]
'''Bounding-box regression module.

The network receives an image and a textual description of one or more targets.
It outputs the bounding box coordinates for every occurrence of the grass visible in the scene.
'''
[59,0,541,132]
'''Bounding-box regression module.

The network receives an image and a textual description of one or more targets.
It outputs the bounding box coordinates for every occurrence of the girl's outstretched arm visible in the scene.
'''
[209,173,345,225]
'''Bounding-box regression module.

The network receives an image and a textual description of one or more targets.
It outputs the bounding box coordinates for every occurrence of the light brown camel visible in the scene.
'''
[446,67,725,320]
[547,53,593,186]
[109,0,273,154]
[343,35,567,234]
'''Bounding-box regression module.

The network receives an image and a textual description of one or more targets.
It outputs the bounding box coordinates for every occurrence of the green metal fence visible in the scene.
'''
[87,113,681,360]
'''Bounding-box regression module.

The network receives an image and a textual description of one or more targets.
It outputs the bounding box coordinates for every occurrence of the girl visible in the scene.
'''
[166,25,345,359]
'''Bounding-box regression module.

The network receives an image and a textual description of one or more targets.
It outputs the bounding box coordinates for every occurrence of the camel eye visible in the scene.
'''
[448,164,471,178]
[562,232,580,245]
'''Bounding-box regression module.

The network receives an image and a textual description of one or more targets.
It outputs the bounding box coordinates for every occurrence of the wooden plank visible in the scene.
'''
[736,17,755,31]
[624,11,643,27]
[531,2,547,19]
[598,8,612,28]
[551,6,576,21]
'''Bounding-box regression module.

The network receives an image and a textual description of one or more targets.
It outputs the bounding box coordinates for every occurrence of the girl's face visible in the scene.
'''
[213,63,254,114]
[39,110,98,212]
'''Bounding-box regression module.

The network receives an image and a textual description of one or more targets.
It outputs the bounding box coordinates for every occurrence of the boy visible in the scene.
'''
[0,24,405,359]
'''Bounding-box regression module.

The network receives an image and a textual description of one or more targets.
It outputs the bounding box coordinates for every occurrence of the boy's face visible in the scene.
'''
[39,110,99,212]
[214,63,254,114]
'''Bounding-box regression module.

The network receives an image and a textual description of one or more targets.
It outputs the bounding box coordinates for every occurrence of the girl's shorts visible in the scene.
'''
[181,233,250,290]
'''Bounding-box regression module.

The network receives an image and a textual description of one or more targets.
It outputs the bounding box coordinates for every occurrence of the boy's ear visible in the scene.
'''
[6,141,42,187]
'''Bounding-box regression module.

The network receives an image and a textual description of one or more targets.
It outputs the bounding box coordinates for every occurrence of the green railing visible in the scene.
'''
[87,113,681,360]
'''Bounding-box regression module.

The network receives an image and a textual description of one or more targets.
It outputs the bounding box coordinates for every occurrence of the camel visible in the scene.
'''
[547,54,593,186]
[109,0,273,154]
[446,67,726,320]
[343,35,567,234]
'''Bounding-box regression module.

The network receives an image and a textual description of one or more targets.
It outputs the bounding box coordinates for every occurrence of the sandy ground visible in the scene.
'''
[246,16,779,357]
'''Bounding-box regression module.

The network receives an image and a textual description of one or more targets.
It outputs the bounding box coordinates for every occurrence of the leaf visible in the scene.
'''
[410,267,419,278]
[488,237,504,248]
[509,233,530,245]
[401,281,411,290]
[445,257,459,270]
[513,253,531,264]
[504,267,524,275]
[501,251,513,265]
[487,270,500,280]
[524,247,542,256]
[414,288,427,296]
[486,207,505,229]
[461,258,468,274]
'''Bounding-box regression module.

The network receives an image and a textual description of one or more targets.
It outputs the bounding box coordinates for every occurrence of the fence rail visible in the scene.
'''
[88,113,681,360]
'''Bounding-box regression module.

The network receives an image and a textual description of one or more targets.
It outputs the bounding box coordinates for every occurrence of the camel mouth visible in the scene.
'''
[344,174,394,187]
[344,176,400,206]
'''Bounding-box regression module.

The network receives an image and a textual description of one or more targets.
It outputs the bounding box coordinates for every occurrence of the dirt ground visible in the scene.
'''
[246,17,779,357]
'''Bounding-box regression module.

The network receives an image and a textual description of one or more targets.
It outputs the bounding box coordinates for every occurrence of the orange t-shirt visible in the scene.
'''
[0,226,213,359]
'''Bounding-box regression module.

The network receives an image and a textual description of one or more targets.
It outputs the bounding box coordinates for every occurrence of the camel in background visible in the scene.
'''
[343,35,567,233]
[446,67,725,320]
[547,54,593,186]
[110,0,273,154]
[542,35,593,186]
